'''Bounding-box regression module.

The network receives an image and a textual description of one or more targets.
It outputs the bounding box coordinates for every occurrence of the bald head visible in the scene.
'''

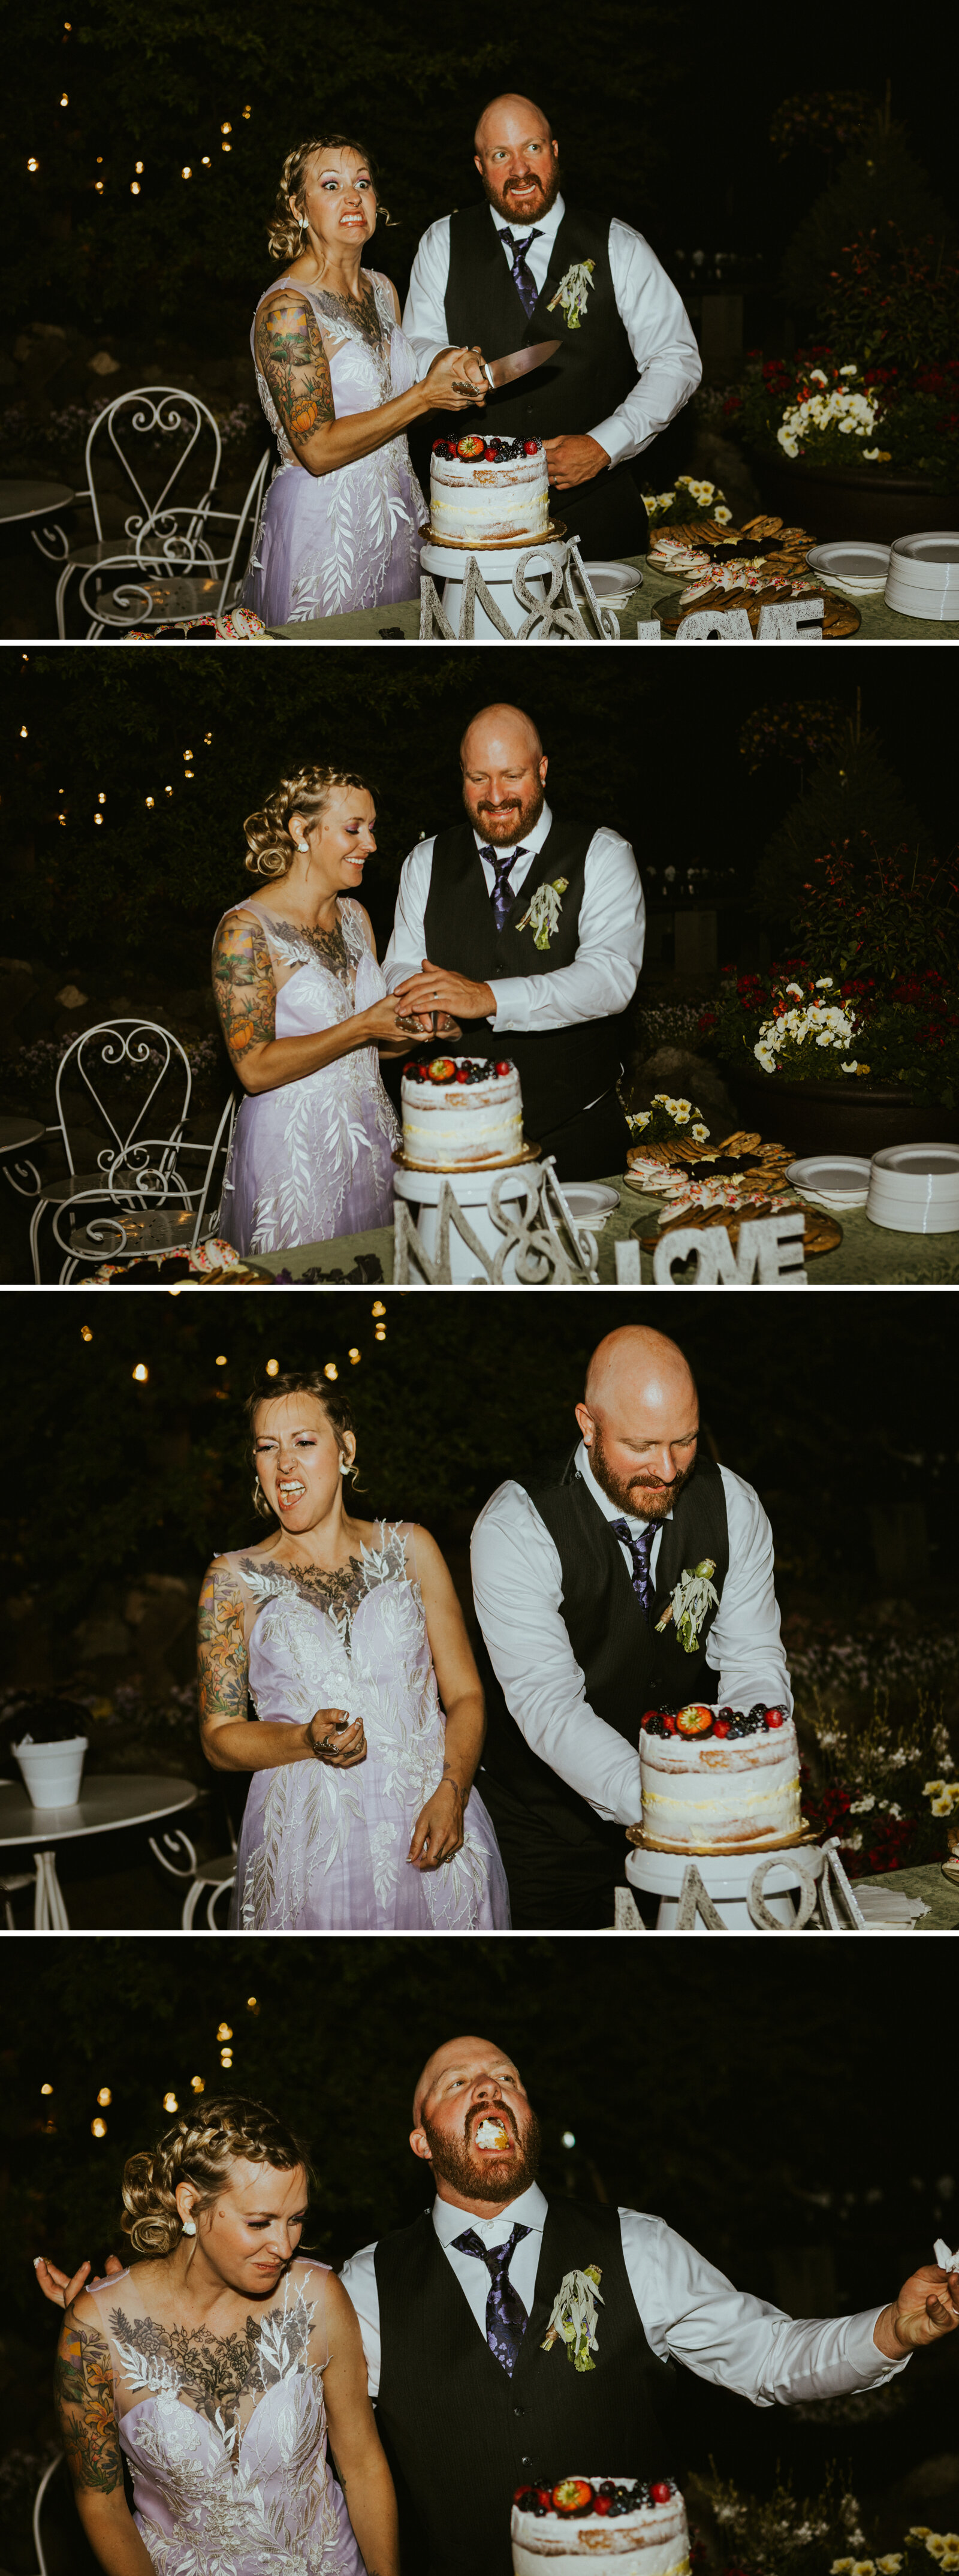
[460,705,548,845]
[576,1328,700,1522]
[412,2032,519,2128]
[472,93,560,222]
[409,2035,541,2210]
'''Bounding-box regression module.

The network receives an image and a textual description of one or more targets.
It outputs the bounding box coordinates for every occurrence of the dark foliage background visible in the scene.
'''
[1,655,952,982]
[2,1940,957,2503]
[1,1290,957,1633]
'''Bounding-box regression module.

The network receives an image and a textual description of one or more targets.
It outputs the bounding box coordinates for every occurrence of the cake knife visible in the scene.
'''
[481,338,561,390]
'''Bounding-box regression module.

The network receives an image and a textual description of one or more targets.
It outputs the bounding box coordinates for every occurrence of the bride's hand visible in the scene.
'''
[423,345,488,411]
[307,1709,367,1767]
[408,1778,465,1870]
[35,2253,123,2308]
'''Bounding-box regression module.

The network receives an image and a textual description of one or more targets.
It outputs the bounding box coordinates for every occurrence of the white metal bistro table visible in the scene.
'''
[0,1772,200,1928]
[0,1113,46,1199]
[0,480,76,527]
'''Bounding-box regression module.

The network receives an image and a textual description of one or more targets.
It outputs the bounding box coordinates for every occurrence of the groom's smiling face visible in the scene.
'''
[410,2036,542,2208]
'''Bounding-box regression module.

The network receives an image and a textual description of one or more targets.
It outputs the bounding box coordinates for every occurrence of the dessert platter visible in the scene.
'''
[647,513,861,635]
[512,2478,690,2576]
[623,1129,842,1260]
[631,1703,806,1856]
[429,433,564,549]
[395,1053,536,1173]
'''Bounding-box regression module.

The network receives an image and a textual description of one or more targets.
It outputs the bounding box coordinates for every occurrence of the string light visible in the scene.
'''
[204,733,212,743]
[375,1325,386,1341]
[27,158,39,174]
[81,1325,92,1341]
[94,813,102,825]
[41,2082,53,2095]
[182,165,192,179]
[265,1358,279,1377]
[201,157,210,168]
[348,1348,360,1365]
[372,1300,386,1316]
[221,122,231,135]
[165,785,173,796]
[183,749,193,760]
[131,182,140,195]
[60,91,68,106]
[58,812,67,825]
[323,1362,337,1381]
[562,2129,576,2147]
[19,725,27,737]
[216,2023,233,2042]
[221,2048,233,2067]
[163,2092,178,2111]
[222,142,231,153]
[246,1997,259,2014]
[97,2086,112,2105]
[95,181,104,194]
[132,1362,149,1381]
[242,104,251,117]
[135,161,144,173]
[215,1354,228,1367]
[191,2075,205,2092]
[145,795,154,808]
[91,2117,107,2138]
[98,791,105,802]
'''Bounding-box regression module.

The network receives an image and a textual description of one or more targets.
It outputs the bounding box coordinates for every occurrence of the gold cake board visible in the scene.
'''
[426,519,567,552]
[393,1140,542,1177]
[626,1822,820,1858]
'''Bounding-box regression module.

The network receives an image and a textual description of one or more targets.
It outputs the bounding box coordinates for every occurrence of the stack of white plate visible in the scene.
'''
[563,1183,620,1232]
[786,1155,871,1213]
[884,531,959,621]
[866,1141,959,1233]
[579,561,644,611]
[806,541,889,599]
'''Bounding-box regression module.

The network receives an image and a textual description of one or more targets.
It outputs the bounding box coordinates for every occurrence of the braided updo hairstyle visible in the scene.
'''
[267,136,391,263]
[242,764,373,881]
[120,2096,310,2257]
[247,1369,363,1517]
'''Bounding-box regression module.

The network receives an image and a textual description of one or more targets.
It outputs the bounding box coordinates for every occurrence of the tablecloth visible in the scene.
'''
[267,553,953,641]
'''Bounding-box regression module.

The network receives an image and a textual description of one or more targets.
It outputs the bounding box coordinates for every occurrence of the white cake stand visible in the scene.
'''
[393,1159,544,1282]
[420,538,568,640]
[626,1839,819,1930]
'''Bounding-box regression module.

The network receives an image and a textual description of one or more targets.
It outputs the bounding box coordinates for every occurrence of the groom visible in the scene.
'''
[382,700,644,1182]
[403,91,701,557]
[471,1324,792,1930]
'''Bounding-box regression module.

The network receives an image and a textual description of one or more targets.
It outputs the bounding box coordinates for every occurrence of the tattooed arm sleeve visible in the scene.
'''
[197,1559,249,1748]
[212,913,277,1087]
[55,2308,123,2494]
[254,290,336,465]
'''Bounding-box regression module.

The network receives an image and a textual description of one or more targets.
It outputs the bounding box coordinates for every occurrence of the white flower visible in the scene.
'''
[816,977,834,988]
[786,981,804,996]
[714,505,732,524]
[849,1795,876,1813]
[877,2557,903,2572]
[691,1123,709,1142]
[840,1832,864,1852]
[633,1110,651,1130]
[840,363,858,376]
[810,368,828,384]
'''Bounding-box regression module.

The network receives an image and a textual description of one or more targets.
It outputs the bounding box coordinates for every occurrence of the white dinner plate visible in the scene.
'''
[579,560,644,602]
[563,1183,621,1230]
[806,541,890,596]
[786,1154,871,1212]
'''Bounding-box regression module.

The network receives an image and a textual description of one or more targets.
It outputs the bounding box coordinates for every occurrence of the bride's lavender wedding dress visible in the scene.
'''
[230,1524,510,1932]
[245,270,427,624]
[87,2261,361,2576]
[219,899,399,1257]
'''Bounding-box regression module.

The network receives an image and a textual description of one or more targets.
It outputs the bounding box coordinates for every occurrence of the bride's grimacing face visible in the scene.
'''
[287,785,377,897]
[174,2158,309,2298]
[297,147,377,256]
[253,1392,355,1533]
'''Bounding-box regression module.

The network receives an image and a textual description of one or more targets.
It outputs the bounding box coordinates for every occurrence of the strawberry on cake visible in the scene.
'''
[512,2478,690,2576]
[430,434,550,547]
[639,1704,800,1853]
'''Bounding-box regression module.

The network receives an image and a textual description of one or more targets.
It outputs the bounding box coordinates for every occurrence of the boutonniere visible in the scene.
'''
[515,876,569,950]
[656,1559,719,1654]
[547,260,596,330]
[541,2265,604,2372]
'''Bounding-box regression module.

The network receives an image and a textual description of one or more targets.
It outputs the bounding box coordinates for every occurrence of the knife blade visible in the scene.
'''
[482,338,561,390]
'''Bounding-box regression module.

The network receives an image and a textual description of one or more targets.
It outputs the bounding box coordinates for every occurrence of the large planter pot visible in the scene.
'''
[726,1071,959,1161]
[746,452,959,546]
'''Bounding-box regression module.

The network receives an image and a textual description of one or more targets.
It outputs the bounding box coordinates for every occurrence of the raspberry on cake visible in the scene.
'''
[639,1706,801,1852]
[512,2478,690,2576]
[400,1056,524,1170]
[430,434,550,547]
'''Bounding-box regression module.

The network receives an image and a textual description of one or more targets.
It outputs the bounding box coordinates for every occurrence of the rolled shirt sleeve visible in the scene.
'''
[620,2210,911,2406]
[590,222,702,467]
[705,1470,793,1718]
[338,2240,382,2400]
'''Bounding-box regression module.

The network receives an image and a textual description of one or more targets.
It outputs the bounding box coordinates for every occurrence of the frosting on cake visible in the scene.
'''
[400,1054,523,1170]
[512,2479,689,2576]
[640,1706,800,1852]
[430,434,549,547]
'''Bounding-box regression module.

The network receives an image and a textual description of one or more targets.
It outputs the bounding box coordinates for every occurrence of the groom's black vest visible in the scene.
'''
[444,204,638,454]
[478,1451,729,1864]
[373,2197,674,2576]
[423,818,626,1141]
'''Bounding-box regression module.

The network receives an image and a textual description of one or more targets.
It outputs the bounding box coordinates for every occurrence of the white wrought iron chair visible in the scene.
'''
[149,1808,238,1929]
[31,1046,238,1281]
[85,448,272,636]
[30,384,224,635]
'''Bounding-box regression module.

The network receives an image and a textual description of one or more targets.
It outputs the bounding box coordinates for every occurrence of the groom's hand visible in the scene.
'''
[874,2262,959,2357]
[408,1779,465,1870]
[394,960,495,1023]
[544,433,610,489]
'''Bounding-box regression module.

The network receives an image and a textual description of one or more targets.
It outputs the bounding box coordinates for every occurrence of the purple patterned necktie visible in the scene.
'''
[610,1517,658,1618]
[499,228,542,321]
[480,843,527,934]
[453,2221,531,2375]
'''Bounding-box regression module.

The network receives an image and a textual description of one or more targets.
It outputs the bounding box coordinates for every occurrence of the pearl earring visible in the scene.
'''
[339,1458,349,1475]
[296,839,309,851]
[181,2218,197,2236]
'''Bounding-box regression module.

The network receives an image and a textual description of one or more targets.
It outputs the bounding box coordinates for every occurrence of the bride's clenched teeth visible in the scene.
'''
[278,1480,306,1502]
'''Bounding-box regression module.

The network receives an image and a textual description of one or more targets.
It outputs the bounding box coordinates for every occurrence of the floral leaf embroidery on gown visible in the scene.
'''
[228,1527,510,1933]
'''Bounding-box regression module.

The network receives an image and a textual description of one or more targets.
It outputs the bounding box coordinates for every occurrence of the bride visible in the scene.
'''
[49,2094,397,2576]
[245,134,488,623]
[198,1368,509,1932]
[213,761,421,1257]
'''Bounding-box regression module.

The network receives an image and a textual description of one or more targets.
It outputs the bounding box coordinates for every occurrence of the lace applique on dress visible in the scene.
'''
[237,1524,409,1657]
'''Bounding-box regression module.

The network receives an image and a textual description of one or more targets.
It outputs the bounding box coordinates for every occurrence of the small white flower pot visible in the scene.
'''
[13,1736,88,1809]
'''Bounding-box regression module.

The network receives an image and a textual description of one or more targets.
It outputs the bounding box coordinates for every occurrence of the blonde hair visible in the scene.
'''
[120,2095,310,2256]
[243,763,373,879]
[267,135,391,262]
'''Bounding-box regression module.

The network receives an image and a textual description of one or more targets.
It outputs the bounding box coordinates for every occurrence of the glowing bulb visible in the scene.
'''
[201,156,210,167]
[220,2048,233,2068]
[222,140,231,153]
[323,1362,337,1381]
[91,2117,107,2138]
[246,1997,259,2013]
[58,813,67,825]
[216,2023,233,2042]
[94,812,102,825]
[132,1362,148,1382]
[183,749,193,760]
[27,158,39,173]
[204,733,212,743]
[95,180,104,193]
[265,1358,279,1377]
[215,1354,228,1367]
[98,2086,112,2105]
[375,1325,386,1341]
[348,1348,360,1364]
[184,769,194,778]
[562,2130,576,2148]
[81,1325,92,1342]
[182,165,192,179]
[191,2075,205,2093]
[145,795,154,808]
[221,121,231,134]
[131,181,140,194]
[165,785,173,796]
[98,791,105,802]
[242,104,251,116]
[60,91,68,104]
[41,2082,53,2095]
[19,725,27,737]
[162,2092,178,2112]
[135,161,143,173]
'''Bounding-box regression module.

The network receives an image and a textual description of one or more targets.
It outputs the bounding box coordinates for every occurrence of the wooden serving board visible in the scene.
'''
[633,1201,842,1258]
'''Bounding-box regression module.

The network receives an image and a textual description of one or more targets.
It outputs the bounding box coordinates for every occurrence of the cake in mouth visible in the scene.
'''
[474,2116,511,2152]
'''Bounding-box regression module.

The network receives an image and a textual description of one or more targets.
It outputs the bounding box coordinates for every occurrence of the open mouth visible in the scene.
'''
[278,1480,306,1504]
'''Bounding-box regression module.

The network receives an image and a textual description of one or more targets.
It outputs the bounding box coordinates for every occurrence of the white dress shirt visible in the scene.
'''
[382,800,645,1037]
[340,2180,909,2409]
[402,194,701,466]
[469,1441,792,1829]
